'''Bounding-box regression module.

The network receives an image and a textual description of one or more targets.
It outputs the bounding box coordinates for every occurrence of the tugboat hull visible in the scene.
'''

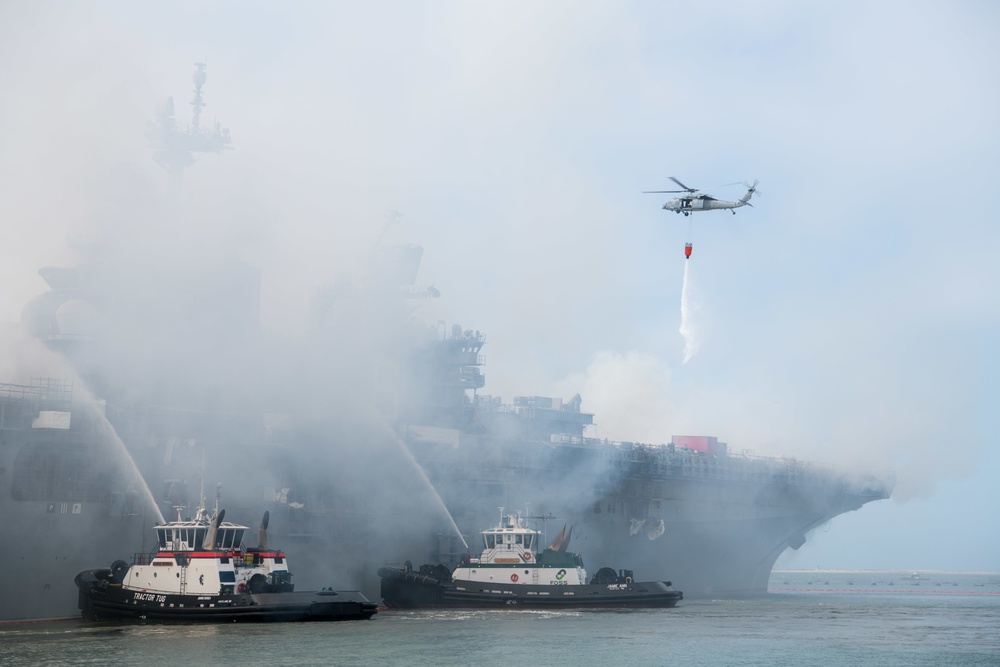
[76,569,378,623]
[378,567,682,609]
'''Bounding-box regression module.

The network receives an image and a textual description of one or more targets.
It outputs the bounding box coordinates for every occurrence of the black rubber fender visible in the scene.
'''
[247,573,268,594]
[590,566,619,585]
[110,560,130,583]
[377,567,442,587]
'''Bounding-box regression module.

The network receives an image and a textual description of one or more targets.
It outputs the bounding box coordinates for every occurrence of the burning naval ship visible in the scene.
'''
[0,239,893,622]
[0,66,891,622]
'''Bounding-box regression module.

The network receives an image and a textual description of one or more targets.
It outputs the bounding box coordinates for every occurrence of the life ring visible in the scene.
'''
[625,577,632,584]
[521,551,533,562]
[556,569,567,581]
[238,583,249,594]
[510,573,519,582]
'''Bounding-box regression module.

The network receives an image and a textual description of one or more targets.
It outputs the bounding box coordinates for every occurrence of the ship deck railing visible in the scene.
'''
[471,434,893,496]
[0,378,74,401]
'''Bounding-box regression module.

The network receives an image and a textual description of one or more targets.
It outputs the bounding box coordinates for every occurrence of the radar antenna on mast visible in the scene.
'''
[146,62,233,185]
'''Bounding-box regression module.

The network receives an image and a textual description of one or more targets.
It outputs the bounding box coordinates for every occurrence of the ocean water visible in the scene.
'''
[2,571,997,667]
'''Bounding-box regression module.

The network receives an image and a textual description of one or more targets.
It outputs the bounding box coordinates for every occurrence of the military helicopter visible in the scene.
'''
[644,177,759,259]
[645,177,758,216]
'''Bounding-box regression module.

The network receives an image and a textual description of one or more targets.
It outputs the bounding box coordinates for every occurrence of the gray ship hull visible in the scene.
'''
[0,383,149,623]
[0,384,889,621]
[382,434,890,599]
[1,500,147,622]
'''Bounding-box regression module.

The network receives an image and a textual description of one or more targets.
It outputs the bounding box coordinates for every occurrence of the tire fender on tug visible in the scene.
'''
[110,560,130,583]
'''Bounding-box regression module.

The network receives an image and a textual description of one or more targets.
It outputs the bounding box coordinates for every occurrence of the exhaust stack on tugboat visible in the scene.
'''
[378,508,682,609]
[75,501,377,623]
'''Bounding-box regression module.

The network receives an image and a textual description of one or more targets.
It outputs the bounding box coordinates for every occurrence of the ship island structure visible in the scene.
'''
[0,66,892,622]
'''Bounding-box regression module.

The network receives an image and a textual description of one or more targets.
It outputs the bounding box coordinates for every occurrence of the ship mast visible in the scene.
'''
[146,62,232,189]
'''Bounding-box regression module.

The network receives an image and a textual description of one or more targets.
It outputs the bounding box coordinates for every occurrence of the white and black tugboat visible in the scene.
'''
[378,509,682,609]
[75,503,378,622]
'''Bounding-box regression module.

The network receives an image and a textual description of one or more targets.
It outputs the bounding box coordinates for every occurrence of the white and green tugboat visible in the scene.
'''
[379,509,682,609]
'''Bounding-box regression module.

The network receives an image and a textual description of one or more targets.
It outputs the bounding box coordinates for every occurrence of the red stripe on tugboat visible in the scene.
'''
[151,551,286,559]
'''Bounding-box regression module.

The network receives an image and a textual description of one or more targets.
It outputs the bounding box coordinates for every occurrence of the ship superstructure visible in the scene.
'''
[2,240,893,620]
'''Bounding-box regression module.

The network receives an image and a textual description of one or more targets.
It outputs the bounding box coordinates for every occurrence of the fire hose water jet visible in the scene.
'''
[92,403,166,525]
[381,423,469,550]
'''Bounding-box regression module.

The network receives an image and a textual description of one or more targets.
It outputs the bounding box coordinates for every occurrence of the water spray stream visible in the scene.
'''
[679,260,700,364]
[2,327,166,525]
[93,409,166,525]
[381,423,468,550]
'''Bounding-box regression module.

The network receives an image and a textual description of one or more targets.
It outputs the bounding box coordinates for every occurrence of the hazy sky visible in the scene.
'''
[1,0,997,571]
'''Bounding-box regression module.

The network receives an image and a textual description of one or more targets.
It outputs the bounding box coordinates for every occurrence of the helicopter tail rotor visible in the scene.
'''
[739,180,759,206]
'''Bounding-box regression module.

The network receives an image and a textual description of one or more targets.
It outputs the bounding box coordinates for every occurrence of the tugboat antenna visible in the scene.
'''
[199,449,206,516]
[524,511,556,545]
